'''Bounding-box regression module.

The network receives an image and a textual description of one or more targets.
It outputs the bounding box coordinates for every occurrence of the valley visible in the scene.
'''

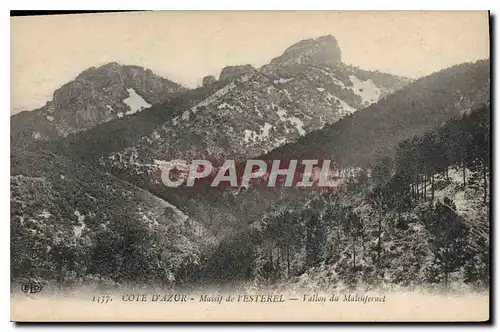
[10,35,490,294]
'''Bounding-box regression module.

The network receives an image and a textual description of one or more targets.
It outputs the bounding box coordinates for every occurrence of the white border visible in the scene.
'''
[2,1,497,331]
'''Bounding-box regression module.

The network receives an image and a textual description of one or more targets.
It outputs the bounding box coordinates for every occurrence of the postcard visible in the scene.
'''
[10,10,490,322]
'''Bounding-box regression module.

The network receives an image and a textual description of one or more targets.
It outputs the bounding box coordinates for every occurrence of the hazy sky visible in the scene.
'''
[11,11,490,114]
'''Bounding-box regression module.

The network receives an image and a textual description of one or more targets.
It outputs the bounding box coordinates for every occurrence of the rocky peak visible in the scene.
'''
[219,65,255,82]
[263,35,342,74]
[11,63,186,144]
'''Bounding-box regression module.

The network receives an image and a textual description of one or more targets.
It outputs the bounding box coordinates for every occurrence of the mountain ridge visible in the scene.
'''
[10,33,490,291]
[261,59,490,168]
[101,36,410,181]
[11,62,187,147]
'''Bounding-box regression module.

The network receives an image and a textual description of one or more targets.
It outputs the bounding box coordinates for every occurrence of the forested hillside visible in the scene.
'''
[194,105,490,290]
[150,60,490,237]
[10,34,490,292]
[264,60,490,168]
[11,149,214,290]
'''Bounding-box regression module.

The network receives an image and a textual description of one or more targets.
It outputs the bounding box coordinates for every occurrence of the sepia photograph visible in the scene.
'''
[9,10,491,322]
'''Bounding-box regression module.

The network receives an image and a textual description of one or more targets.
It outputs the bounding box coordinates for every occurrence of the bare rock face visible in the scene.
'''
[263,35,342,74]
[11,62,186,143]
[219,65,255,82]
[202,75,217,87]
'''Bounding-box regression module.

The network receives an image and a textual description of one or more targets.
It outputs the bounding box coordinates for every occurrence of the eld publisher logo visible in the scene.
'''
[21,281,43,294]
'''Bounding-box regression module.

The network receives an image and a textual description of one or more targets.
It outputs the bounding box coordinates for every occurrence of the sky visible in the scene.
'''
[10,11,490,114]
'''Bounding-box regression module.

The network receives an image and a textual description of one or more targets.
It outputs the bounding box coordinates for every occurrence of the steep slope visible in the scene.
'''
[263,59,490,168]
[140,59,489,234]
[104,35,409,178]
[11,62,186,147]
[11,148,212,287]
[215,60,490,224]
[195,106,490,290]
[47,81,232,159]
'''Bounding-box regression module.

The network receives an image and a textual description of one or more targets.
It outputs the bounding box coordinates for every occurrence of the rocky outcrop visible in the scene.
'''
[63,62,183,106]
[262,35,342,75]
[219,65,255,82]
[202,75,217,87]
[11,63,186,144]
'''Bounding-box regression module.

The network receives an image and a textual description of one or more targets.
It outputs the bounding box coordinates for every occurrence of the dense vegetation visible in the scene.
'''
[10,60,490,291]
[194,106,490,290]
[11,149,208,290]
[264,60,490,167]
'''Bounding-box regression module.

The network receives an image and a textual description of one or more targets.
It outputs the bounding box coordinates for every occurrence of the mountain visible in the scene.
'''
[216,60,490,223]
[196,105,490,290]
[11,62,186,147]
[146,59,490,233]
[11,34,490,292]
[11,147,212,287]
[9,36,412,277]
[263,59,490,168]
[102,35,410,179]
